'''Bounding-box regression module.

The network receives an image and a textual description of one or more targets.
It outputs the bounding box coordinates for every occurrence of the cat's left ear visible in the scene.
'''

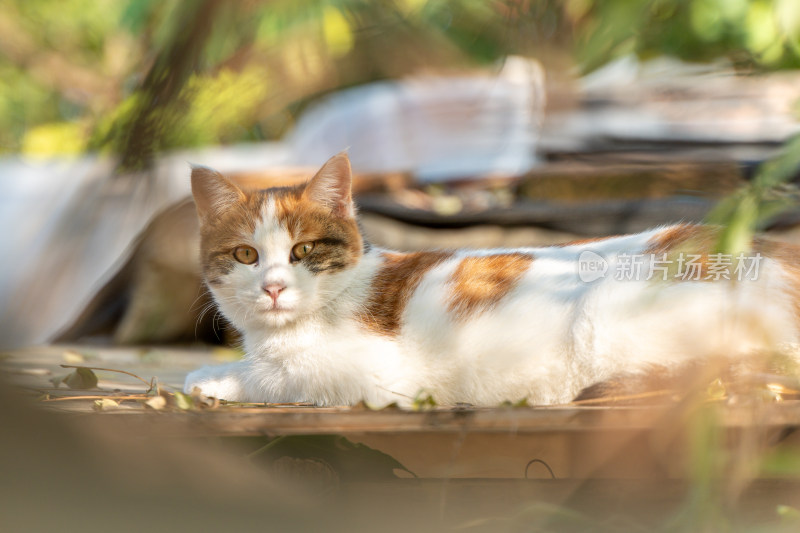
[302,152,355,218]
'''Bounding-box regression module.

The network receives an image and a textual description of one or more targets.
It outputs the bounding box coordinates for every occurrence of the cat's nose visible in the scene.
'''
[262,283,286,304]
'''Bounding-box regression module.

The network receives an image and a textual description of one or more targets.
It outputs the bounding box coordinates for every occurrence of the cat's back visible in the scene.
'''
[354,226,664,337]
[347,225,800,404]
[356,224,800,331]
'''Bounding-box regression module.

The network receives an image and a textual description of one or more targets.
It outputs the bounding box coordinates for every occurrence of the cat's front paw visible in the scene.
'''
[183,363,247,401]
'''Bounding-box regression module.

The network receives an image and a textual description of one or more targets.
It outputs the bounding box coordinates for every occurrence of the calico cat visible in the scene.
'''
[184,152,800,406]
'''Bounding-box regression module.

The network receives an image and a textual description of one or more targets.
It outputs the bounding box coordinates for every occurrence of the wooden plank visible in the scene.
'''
[10,345,800,479]
[45,401,800,438]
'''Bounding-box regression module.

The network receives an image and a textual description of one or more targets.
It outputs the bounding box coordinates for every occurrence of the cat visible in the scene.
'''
[184,152,800,407]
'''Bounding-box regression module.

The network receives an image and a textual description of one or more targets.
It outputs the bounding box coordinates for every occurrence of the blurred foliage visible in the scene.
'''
[709,133,800,253]
[1,0,799,161]
[574,0,800,72]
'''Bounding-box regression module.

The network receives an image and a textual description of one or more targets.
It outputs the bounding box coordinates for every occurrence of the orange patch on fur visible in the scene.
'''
[198,192,263,283]
[359,251,453,336]
[269,186,364,273]
[640,224,720,281]
[447,253,533,319]
[644,224,718,256]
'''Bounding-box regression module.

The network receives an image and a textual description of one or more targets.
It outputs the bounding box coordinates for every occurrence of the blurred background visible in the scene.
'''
[1,0,800,346]
[3,2,800,531]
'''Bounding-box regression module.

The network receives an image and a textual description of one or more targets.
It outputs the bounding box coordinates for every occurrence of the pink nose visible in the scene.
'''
[263,283,286,304]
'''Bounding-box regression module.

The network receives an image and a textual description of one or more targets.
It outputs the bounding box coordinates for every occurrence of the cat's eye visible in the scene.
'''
[291,241,315,261]
[233,245,258,265]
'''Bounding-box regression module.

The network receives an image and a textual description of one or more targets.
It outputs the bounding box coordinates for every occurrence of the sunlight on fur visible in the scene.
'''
[184,152,800,407]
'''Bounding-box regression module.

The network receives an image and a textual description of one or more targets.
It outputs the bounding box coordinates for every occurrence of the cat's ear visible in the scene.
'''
[302,152,355,218]
[190,165,246,219]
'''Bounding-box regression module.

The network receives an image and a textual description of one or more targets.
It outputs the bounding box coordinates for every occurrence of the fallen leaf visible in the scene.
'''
[49,374,67,388]
[63,367,98,390]
[361,401,400,411]
[172,391,195,410]
[500,398,529,408]
[411,391,437,412]
[144,395,167,410]
[93,399,119,411]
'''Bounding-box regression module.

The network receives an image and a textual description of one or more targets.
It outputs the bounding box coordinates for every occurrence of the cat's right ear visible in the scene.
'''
[190,165,246,219]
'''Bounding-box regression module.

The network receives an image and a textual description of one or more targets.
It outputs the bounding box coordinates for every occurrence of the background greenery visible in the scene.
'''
[2,0,799,163]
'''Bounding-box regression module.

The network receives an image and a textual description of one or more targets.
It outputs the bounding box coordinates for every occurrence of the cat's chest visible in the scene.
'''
[245,318,405,372]
[245,319,413,404]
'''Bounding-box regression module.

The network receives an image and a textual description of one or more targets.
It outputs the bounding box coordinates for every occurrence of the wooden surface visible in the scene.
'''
[6,343,800,479]
[5,344,800,431]
[4,344,798,427]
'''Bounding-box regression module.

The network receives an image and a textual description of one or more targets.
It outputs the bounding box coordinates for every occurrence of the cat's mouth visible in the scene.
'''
[262,304,294,314]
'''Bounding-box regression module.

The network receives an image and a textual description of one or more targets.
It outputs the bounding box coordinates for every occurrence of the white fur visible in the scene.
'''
[185,216,799,406]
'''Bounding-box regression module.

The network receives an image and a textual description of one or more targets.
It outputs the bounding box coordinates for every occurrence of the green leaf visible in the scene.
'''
[411,390,437,411]
[708,133,800,254]
[63,367,98,390]
[171,390,195,410]
[712,192,758,255]
[500,398,530,408]
[777,504,800,521]
[365,401,400,411]
[753,134,800,190]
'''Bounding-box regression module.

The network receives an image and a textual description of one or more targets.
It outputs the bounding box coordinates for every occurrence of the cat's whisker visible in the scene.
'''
[188,287,214,312]
[211,311,225,341]
[194,303,215,338]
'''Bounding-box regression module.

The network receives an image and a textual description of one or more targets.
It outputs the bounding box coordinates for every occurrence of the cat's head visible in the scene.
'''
[191,152,365,329]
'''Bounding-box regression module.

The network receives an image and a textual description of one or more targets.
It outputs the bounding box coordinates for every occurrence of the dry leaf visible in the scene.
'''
[93,399,119,411]
[145,395,167,410]
[63,367,99,390]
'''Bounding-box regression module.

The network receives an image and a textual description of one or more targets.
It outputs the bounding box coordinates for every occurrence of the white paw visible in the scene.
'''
[183,364,246,401]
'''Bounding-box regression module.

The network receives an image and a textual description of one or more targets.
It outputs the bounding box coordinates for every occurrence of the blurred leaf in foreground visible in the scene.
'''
[708,133,800,254]
[777,504,800,522]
